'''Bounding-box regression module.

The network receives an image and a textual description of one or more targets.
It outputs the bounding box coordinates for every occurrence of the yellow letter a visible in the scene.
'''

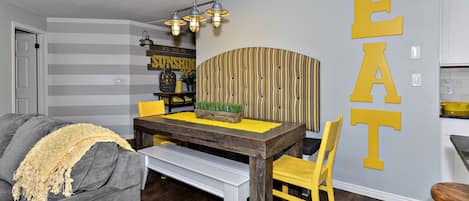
[350,42,401,104]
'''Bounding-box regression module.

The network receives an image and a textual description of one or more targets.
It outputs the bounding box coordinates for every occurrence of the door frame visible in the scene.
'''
[11,21,47,114]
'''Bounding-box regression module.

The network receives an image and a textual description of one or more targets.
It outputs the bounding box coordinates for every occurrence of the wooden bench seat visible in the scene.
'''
[138,144,249,201]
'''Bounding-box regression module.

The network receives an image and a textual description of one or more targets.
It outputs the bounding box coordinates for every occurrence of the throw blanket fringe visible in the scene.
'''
[12,123,134,201]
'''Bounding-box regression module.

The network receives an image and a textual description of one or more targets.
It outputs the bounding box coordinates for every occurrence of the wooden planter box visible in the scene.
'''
[195,109,243,123]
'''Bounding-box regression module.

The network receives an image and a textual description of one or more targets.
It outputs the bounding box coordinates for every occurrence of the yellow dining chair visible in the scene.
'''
[272,115,343,201]
[137,100,174,146]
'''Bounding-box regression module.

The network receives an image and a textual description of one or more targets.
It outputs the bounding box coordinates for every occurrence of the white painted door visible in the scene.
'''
[15,30,38,113]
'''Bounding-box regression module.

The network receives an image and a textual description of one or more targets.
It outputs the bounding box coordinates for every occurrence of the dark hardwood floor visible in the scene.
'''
[141,170,381,201]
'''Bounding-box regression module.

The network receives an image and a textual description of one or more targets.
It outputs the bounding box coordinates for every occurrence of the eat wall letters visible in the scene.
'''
[350,0,403,170]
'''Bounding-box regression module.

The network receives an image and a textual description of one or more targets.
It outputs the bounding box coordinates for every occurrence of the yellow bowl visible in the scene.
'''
[441,102,469,112]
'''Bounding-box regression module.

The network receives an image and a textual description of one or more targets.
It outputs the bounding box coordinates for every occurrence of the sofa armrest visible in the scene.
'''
[47,149,143,201]
[105,149,144,190]
[61,149,142,201]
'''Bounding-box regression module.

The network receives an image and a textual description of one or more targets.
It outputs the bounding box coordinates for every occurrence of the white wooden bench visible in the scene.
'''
[138,144,249,201]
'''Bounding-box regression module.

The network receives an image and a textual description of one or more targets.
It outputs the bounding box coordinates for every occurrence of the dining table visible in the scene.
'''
[133,112,305,201]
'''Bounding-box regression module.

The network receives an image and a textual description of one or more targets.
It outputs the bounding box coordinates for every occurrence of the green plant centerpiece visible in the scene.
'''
[194,101,243,123]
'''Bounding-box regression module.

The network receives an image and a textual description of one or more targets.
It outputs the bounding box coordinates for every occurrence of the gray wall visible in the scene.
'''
[197,0,440,200]
[0,1,46,113]
[47,19,194,138]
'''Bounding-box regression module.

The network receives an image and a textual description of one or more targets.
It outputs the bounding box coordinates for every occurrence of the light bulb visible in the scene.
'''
[171,24,181,36]
[212,12,221,28]
[189,18,199,32]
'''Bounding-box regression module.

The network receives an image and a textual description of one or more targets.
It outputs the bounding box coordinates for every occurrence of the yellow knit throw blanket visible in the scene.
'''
[12,123,134,201]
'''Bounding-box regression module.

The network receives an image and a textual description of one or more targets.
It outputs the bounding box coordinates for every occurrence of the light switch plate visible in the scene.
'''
[411,73,422,87]
[410,46,421,59]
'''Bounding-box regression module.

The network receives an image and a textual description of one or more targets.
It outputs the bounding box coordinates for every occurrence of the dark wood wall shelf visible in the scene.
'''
[154,92,196,112]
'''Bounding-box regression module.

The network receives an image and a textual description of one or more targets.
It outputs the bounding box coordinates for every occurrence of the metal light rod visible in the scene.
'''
[176,0,214,13]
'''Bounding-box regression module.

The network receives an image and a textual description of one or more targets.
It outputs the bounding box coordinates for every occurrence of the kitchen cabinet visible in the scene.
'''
[441,0,469,66]
[441,118,469,182]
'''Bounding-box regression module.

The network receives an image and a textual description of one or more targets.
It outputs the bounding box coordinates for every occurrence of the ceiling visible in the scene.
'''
[4,0,213,24]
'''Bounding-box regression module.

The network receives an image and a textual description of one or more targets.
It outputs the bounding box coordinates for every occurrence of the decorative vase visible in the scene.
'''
[186,84,196,92]
[159,68,176,92]
[191,84,196,92]
[175,80,183,93]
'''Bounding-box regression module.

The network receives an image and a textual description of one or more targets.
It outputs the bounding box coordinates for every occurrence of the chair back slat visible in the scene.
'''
[313,115,343,179]
[138,100,166,117]
[325,118,342,152]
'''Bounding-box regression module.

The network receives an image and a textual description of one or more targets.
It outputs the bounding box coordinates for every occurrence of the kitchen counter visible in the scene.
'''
[440,110,469,119]
[441,118,469,182]
[440,115,469,120]
[450,135,469,171]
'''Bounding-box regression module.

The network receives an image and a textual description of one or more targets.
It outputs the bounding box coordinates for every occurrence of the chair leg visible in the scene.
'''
[282,184,289,193]
[282,184,289,201]
[326,176,335,201]
[311,186,320,201]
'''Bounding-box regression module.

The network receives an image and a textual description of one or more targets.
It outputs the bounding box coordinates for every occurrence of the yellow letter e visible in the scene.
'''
[352,0,403,39]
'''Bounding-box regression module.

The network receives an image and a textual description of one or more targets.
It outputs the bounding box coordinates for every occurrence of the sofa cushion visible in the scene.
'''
[0,113,40,157]
[0,116,68,184]
[0,179,13,201]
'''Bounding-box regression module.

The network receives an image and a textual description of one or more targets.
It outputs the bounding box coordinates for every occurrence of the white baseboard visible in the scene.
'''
[333,180,420,201]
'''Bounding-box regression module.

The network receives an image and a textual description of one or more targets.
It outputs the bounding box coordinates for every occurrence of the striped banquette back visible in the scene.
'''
[196,47,320,132]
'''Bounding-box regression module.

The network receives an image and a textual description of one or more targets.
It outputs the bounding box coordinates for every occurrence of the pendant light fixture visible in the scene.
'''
[182,0,207,33]
[139,31,154,47]
[205,0,229,28]
[164,12,187,36]
[163,0,229,36]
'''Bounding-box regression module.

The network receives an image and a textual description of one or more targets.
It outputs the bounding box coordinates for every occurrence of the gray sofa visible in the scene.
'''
[0,114,143,201]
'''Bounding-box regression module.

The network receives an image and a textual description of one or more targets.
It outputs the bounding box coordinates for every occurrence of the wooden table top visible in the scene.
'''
[431,182,469,201]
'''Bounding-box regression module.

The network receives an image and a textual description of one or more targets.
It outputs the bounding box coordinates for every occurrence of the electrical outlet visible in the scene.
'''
[411,73,422,87]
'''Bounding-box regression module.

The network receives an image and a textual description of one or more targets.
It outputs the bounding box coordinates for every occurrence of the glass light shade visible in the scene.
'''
[165,12,186,36]
[189,18,200,32]
[183,2,206,33]
[212,12,222,28]
[171,24,181,36]
[205,0,229,28]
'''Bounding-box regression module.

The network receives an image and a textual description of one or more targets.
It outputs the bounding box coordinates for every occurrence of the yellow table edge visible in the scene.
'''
[162,112,281,134]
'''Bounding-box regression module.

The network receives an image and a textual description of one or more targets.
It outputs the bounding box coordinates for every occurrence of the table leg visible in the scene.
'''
[168,96,172,113]
[134,129,143,149]
[249,156,273,201]
[287,138,304,158]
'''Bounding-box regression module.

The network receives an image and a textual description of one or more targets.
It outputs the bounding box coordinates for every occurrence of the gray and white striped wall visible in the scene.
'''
[47,18,195,139]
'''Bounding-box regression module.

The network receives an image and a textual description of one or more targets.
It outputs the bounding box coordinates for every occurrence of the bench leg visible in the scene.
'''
[141,155,148,190]
[224,183,248,201]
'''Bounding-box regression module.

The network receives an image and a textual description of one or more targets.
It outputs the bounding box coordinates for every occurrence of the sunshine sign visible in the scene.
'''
[147,45,196,72]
